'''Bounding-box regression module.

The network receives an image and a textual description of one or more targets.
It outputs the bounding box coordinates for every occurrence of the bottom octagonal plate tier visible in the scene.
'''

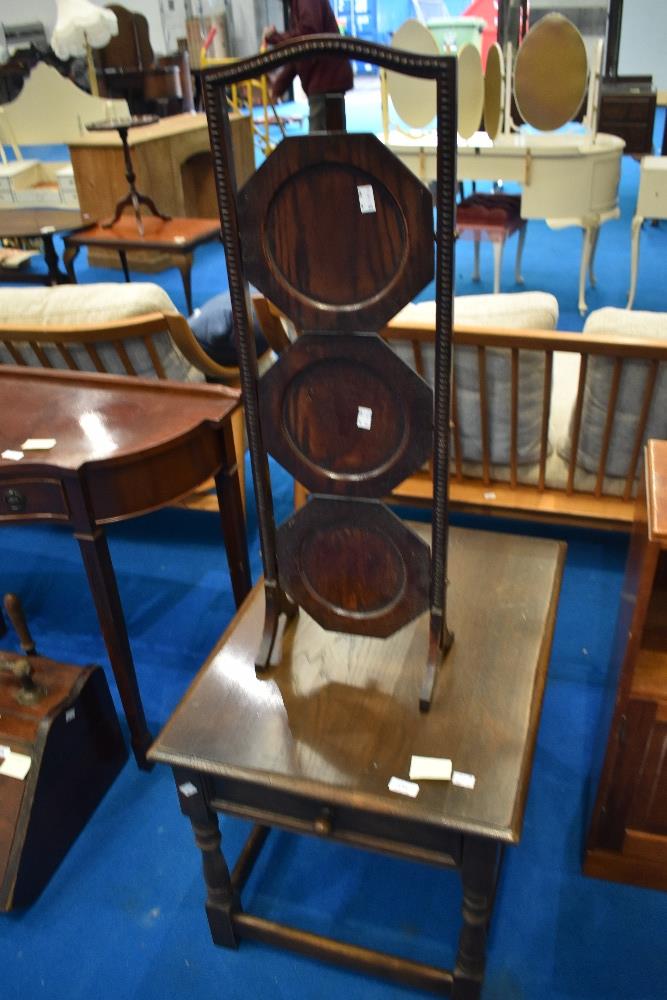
[276,496,431,638]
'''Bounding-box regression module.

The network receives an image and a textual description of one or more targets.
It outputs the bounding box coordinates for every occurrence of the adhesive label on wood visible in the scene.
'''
[357,184,376,214]
[238,133,434,331]
[259,333,432,497]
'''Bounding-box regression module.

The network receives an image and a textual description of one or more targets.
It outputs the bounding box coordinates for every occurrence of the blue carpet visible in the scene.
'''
[1,100,666,1000]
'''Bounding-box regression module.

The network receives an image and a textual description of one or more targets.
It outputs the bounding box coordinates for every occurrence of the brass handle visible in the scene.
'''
[313,808,333,837]
[4,488,27,513]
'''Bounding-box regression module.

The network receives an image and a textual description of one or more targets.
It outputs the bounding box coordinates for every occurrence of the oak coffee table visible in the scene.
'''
[149,526,565,997]
[63,216,222,313]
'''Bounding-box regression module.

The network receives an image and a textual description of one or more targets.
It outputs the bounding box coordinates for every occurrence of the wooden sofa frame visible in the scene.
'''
[287,315,667,531]
[382,318,667,530]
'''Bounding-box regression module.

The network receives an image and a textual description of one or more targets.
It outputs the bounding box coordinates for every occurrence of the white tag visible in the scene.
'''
[65,708,76,723]
[357,184,376,214]
[483,491,496,500]
[21,438,56,451]
[356,405,372,430]
[452,770,476,789]
[0,750,32,780]
[173,235,186,244]
[1,449,23,461]
[179,781,198,798]
[39,225,56,234]
[0,744,10,759]
[409,755,453,781]
[388,776,420,798]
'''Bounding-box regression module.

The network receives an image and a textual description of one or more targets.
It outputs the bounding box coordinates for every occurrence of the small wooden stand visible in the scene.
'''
[86,115,170,236]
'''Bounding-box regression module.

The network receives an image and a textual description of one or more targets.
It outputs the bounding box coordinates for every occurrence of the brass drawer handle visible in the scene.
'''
[313,807,333,837]
[4,488,27,513]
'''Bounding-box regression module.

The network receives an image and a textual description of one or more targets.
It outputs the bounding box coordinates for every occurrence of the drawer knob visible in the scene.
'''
[4,488,26,513]
[314,808,333,837]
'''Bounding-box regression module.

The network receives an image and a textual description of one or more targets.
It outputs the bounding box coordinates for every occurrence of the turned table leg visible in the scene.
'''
[175,771,240,948]
[453,835,501,1000]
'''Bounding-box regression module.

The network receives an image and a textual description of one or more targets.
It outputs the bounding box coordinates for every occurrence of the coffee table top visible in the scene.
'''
[65,216,221,251]
[0,208,91,240]
[150,525,565,843]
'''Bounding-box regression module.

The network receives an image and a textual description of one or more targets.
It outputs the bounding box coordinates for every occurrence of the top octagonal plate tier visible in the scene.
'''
[238,133,434,333]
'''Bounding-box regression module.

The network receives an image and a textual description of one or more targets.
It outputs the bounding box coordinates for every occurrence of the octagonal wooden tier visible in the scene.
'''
[259,332,433,496]
[276,497,431,638]
[238,133,434,332]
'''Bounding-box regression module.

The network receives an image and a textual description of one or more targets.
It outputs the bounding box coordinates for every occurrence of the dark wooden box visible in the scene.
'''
[0,653,127,910]
[598,77,657,156]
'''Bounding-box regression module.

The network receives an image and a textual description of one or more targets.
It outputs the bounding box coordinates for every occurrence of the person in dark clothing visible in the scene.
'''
[263,0,353,132]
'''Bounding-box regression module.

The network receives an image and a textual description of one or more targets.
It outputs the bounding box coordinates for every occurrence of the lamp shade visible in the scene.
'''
[51,0,118,59]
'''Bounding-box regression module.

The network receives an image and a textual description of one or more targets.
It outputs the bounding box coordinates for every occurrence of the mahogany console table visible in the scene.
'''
[0,368,251,769]
[150,526,565,997]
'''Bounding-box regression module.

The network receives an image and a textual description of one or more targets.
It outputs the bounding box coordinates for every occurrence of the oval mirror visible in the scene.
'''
[514,13,588,131]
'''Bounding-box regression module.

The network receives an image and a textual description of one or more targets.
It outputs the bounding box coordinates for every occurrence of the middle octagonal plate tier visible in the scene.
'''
[259,332,433,496]
[237,133,434,332]
[276,496,431,638]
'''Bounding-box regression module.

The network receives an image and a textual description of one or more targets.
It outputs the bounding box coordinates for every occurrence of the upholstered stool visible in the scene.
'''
[457,192,527,294]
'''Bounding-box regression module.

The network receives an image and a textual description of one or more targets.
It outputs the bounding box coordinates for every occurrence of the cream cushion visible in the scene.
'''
[391,292,559,464]
[558,307,667,477]
[0,283,203,382]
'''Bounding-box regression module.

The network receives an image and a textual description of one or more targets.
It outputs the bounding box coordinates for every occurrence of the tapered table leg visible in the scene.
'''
[76,528,152,769]
[214,421,252,607]
[627,214,643,309]
[175,254,194,314]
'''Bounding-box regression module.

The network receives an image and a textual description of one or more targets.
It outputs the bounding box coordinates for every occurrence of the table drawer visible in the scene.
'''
[209,776,462,867]
[0,479,69,519]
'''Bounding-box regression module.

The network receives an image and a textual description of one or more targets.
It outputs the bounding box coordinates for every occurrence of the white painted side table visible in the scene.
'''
[627,156,667,309]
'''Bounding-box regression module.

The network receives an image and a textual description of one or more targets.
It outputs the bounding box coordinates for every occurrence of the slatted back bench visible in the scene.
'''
[379,311,667,529]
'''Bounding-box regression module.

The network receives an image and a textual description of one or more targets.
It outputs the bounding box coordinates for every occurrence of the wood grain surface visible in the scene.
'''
[151,525,565,842]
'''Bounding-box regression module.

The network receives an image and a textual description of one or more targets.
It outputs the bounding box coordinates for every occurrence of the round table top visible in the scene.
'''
[0,208,92,239]
[85,114,159,133]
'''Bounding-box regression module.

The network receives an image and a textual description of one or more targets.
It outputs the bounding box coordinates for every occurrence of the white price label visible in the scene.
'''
[409,755,453,781]
[357,406,372,430]
[357,184,376,214]
[452,770,476,789]
[388,776,420,798]
[179,781,198,798]
[21,438,56,451]
[0,751,32,781]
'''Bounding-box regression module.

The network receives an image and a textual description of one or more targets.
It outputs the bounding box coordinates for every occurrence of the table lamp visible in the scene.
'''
[51,0,118,96]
